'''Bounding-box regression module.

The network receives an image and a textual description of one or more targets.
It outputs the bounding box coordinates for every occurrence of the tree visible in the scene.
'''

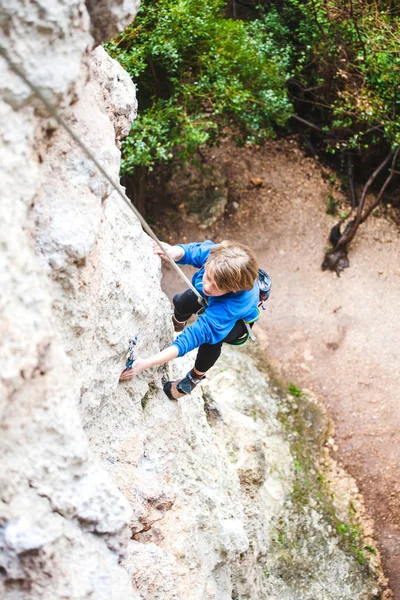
[107,0,399,271]
[105,0,292,210]
[268,0,400,272]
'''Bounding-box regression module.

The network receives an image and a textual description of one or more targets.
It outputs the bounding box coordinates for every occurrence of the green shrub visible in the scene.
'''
[288,383,304,397]
[281,0,400,152]
[105,0,293,173]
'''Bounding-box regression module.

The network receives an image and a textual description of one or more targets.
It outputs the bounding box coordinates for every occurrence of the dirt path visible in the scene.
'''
[151,138,400,598]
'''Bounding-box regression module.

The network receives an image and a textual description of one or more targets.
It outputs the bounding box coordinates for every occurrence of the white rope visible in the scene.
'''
[0,46,205,305]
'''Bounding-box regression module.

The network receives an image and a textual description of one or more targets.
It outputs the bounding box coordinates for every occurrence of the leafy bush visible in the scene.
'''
[282,0,400,153]
[105,0,293,174]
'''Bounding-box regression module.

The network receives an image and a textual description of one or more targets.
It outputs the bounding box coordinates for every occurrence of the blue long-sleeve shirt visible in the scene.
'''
[171,241,260,357]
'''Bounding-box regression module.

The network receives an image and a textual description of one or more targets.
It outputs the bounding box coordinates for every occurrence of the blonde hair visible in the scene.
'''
[206,241,259,293]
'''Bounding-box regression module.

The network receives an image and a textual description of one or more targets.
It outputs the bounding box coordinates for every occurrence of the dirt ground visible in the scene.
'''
[149,137,400,598]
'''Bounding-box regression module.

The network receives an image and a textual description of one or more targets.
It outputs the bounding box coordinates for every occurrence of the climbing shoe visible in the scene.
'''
[172,314,187,332]
[163,369,205,400]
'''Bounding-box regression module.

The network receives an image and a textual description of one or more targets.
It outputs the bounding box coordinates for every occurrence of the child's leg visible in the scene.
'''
[164,320,247,400]
[173,289,202,322]
[194,320,247,372]
[164,339,224,400]
[194,342,223,373]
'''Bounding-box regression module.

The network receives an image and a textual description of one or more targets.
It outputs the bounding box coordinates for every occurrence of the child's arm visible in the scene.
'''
[172,303,234,357]
[119,345,179,381]
[153,242,184,262]
[175,240,216,267]
[153,240,217,268]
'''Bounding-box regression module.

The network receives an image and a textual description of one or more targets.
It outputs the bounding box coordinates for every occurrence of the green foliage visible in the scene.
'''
[336,521,366,564]
[279,0,400,152]
[106,0,399,185]
[288,383,303,397]
[293,458,303,472]
[326,193,338,215]
[365,544,377,555]
[105,0,293,173]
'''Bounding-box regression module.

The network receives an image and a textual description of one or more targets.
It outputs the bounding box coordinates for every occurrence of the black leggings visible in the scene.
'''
[173,289,248,373]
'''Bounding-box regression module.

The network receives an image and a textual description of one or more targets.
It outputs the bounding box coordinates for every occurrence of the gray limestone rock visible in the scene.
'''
[85,0,141,45]
[0,1,139,599]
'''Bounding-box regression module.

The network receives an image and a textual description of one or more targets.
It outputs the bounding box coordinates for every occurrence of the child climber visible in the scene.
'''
[120,239,261,399]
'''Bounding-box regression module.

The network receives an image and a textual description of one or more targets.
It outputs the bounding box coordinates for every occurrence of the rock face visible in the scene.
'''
[0,1,386,599]
[0,2,141,599]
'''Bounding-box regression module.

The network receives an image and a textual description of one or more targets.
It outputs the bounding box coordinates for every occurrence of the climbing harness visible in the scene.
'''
[125,336,138,369]
[0,46,205,309]
[227,329,252,346]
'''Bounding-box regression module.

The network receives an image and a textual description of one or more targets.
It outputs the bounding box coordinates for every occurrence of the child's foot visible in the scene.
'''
[172,314,187,332]
[163,369,205,400]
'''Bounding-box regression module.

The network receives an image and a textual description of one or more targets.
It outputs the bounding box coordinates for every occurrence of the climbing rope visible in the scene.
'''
[0,46,205,306]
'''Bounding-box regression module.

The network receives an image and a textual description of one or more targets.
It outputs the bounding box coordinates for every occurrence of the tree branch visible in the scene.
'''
[360,148,399,223]
[347,152,357,209]
[335,151,393,250]
[348,0,367,61]
[322,149,397,275]
[291,114,329,134]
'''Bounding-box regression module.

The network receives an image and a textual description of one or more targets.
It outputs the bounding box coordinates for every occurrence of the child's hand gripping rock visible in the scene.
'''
[153,242,184,262]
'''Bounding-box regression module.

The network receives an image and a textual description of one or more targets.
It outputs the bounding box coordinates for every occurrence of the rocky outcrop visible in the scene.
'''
[0,1,387,599]
[0,2,140,598]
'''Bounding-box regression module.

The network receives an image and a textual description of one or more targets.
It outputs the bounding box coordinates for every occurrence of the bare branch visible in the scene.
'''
[322,149,398,276]
[360,148,399,223]
[335,151,393,250]
[347,152,357,209]
[291,114,329,134]
[348,0,368,61]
